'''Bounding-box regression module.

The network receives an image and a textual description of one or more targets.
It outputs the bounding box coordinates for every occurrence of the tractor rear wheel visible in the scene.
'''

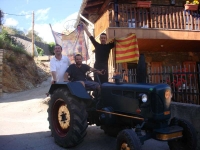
[116,129,142,150]
[47,88,88,148]
[168,117,197,150]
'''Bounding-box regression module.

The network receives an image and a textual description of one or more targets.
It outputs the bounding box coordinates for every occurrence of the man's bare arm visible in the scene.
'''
[64,72,69,82]
[51,71,57,84]
[90,68,103,75]
[82,23,92,37]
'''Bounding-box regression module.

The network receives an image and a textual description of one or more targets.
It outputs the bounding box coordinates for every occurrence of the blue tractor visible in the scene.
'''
[47,55,197,150]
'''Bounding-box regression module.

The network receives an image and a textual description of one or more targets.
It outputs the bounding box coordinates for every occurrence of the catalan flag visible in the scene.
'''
[115,33,139,63]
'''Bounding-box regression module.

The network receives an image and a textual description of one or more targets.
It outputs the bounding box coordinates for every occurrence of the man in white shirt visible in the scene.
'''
[50,44,71,84]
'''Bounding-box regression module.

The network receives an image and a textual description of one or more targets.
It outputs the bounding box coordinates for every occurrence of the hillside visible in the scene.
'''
[2,50,50,93]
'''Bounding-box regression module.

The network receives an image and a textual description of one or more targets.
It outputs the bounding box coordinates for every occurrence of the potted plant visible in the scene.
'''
[136,1,152,8]
[166,68,193,90]
[185,0,199,10]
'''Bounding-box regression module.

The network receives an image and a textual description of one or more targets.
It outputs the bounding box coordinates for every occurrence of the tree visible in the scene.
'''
[3,27,46,45]
[3,26,25,36]
[26,30,44,42]
[48,42,55,55]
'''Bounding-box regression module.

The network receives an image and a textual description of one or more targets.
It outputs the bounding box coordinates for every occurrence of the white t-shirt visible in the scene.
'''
[50,55,71,82]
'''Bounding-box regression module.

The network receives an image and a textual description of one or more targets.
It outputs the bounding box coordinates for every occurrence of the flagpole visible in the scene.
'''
[49,24,57,44]
[72,26,80,56]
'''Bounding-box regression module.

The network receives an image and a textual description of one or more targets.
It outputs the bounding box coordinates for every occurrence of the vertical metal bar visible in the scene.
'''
[114,0,119,27]
[134,68,137,83]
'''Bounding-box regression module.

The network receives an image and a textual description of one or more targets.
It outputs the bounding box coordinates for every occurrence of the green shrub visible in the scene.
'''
[6,53,15,63]
[48,42,55,55]
[36,46,44,56]
[0,28,28,56]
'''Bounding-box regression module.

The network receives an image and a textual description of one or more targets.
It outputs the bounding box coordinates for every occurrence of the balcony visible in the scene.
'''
[93,3,200,50]
[108,3,200,30]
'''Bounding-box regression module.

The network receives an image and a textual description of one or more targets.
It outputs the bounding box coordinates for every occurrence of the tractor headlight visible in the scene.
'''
[141,94,148,103]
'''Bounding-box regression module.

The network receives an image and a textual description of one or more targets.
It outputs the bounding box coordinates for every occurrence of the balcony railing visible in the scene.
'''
[108,3,200,31]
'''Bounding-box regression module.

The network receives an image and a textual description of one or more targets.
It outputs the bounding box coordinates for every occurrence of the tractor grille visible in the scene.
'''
[150,93,164,114]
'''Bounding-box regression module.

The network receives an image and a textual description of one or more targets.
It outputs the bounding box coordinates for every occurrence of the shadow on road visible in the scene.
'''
[0,131,57,150]
[0,126,169,150]
[0,126,116,150]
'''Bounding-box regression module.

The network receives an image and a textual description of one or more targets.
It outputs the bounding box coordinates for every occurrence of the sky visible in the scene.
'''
[0,0,83,43]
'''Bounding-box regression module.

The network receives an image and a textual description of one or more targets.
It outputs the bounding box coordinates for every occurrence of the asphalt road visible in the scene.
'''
[0,78,169,150]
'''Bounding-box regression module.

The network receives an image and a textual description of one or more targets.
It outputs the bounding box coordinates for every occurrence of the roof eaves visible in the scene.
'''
[74,0,88,27]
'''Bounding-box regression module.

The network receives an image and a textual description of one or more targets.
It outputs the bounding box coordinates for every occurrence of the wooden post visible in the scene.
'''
[32,11,34,57]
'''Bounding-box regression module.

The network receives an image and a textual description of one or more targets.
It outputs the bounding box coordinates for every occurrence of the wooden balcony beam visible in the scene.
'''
[84,7,99,14]
[85,0,104,8]
[106,28,200,41]
[98,0,112,15]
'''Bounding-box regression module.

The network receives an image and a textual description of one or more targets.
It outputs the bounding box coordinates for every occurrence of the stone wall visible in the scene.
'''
[12,34,51,55]
[171,102,200,150]
[0,49,3,96]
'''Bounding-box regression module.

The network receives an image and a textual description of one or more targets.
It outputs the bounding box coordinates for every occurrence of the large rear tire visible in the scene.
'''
[47,88,88,148]
[116,129,142,150]
[168,117,197,150]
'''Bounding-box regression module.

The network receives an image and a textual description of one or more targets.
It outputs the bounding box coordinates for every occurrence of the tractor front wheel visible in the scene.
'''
[116,129,142,150]
[47,88,88,148]
[168,117,197,150]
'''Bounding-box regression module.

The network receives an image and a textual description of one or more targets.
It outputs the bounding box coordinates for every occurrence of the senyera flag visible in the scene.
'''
[50,24,89,63]
[115,33,139,63]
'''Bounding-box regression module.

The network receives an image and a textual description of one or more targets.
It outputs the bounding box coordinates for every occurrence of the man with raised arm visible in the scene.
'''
[82,23,115,84]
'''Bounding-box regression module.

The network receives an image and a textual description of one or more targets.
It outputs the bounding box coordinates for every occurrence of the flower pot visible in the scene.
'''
[136,1,151,8]
[182,84,186,89]
[184,4,198,11]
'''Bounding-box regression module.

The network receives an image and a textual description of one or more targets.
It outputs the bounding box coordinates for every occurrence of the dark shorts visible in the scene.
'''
[94,63,108,84]
[84,81,100,91]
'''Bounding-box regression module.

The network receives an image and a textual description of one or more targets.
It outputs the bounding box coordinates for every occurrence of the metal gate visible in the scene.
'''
[114,64,200,105]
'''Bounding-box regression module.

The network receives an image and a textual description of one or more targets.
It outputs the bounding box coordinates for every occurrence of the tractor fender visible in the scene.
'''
[48,82,91,99]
